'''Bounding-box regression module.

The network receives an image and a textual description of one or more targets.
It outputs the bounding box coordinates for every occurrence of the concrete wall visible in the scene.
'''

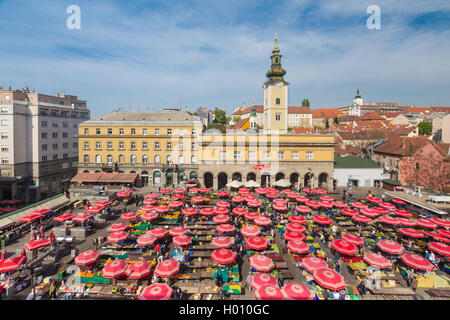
[334,168,385,187]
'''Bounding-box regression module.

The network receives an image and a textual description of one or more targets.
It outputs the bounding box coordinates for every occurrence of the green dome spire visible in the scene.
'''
[265,32,286,82]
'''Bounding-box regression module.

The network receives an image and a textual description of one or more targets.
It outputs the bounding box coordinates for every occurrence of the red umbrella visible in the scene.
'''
[255,188,268,195]
[200,208,214,216]
[150,227,169,238]
[30,209,52,216]
[102,260,128,278]
[139,284,173,300]
[24,238,51,251]
[233,207,248,216]
[18,214,41,223]
[0,249,5,261]
[249,254,275,272]
[351,202,367,209]
[246,237,268,250]
[254,216,272,226]
[373,207,390,214]
[315,189,327,195]
[363,252,392,269]
[117,189,133,197]
[287,239,309,254]
[169,201,184,208]
[160,188,172,194]
[247,200,262,208]
[398,228,425,238]
[72,214,93,223]
[341,234,365,246]
[319,201,333,209]
[198,188,210,193]
[423,231,450,243]
[352,215,373,223]
[254,285,283,300]
[126,260,152,279]
[437,229,450,239]
[378,202,396,210]
[305,201,320,208]
[216,224,236,233]
[393,209,413,218]
[377,240,405,255]
[416,219,438,229]
[295,196,309,203]
[75,250,100,266]
[211,249,237,265]
[213,214,230,224]
[173,235,191,247]
[214,207,229,215]
[397,218,417,227]
[267,193,279,199]
[182,208,197,216]
[245,212,260,220]
[430,218,450,228]
[146,193,160,199]
[172,194,185,201]
[107,231,128,243]
[192,196,205,203]
[143,198,156,205]
[174,188,185,194]
[217,191,229,198]
[289,215,307,224]
[367,196,382,203]
[155,206,169,214]
[281,283,315,300]
[241,226,261,237]
[211,236,233,248]
[302,256,327,273]
[217,201,230,208]
[189,188,199,193]
[427,242,450,256]
[287,193,299,199]
[331,239,358,255]
[155,259,180,277]
[332,201,348,208]
[232,197,245,203]
[359,208,380,218]
[141,205,156,212]
[137,233,157,246]
[282,189,293,194]
[0,255,27,273]
[108,223,128,233]
[392,199,407,205]
[142,212,159,221]
[286,223,307,233]
[53,214,75,222]
[251,272,277,290]
[313,268,346,290]
[283,232,306,241]
[295,206,311,214]
[319,196,334,202]
[400,253,435,271]
[85,206,105,214]
[378,215,401,226]
[169,227,187,236]
[311,215,332,225]
[273,198,287,205]
[341,209,358,217]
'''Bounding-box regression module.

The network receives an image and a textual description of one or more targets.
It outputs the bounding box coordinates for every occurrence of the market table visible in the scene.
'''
[370,287,415,295]
[177,286,199,294]
[190,251,213,258]
[280,271,294,279]
[274,261,288,269]
[191,245,220,250]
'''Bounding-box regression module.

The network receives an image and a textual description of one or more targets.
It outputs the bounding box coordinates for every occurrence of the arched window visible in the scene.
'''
[166,155,172,164]
[106,154,113,164]
[191,155,197,163]
[142,155,148,163]
[154,155,160,163]
[95,154,101,163]
[276,98,281,105]
[130,154,136,163]
[83,154,89,163]
[118,154,124,163]
[178,155,184,164]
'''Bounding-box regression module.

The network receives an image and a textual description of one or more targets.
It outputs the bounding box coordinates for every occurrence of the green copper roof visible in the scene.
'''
[334,155,380,168]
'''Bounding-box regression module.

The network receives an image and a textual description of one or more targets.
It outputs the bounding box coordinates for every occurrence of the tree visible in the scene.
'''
[232,116,241,123]
[418,121,432,135]
[334,117,339,124]
[302,99,310,107]
[214,108,227,124]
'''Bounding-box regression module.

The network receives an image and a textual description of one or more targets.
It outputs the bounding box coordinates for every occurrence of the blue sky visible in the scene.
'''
[0,0,449,117]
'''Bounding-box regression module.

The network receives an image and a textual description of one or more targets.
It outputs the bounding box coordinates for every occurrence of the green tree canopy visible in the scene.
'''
[214,108,227,124]
[418,121,432,135]
[302,98,310,107]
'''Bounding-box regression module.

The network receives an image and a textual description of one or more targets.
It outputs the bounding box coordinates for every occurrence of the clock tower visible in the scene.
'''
[263,33,289,134]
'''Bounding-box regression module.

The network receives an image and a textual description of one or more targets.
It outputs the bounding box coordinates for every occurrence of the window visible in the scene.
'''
[1,158,8,164]
[154,142,160,150]
[42,144,48,150]
[84,141,89,149]
[248,151,256,161]
[278,151,285,160]
[191,142,196,150]
[292,151,299,160]
[130,155,137,163]
[142,155,148,163]
[130,142,136,149]
[41,132,47,139]
[179,142,184,150]
[84,128,89,135]
[63,122,68,128]
[191,155,197,163]
[83,155,89,163]
[1,132,7,139]
[73,123,78,128]
[143,128,147,135]
[219,151,226,160]
[96,128,101,135]
[1,108,8,113]
[63,132,68,138]
[131,128,136,135]
[234,151,241,160]
[107,141,112,149]
[306,151,314,160]
[107,128,112,135]
[179,155,185,164]
[42,155,48,161]
[96,141,101,149]
[119,128,124,135]
[275,113,281,121]
[179,129,184,136]
[95,155,102,163]
[107,155,113,164]
[63,142,69,149]
[167,142,172,150]
[118,155,124,163]
[166,155,172,164]
[1,145,8,152]
[1,120,7,127]
[52,154,58,160]
[415,163,419,170]
[155,129,160,135]
[119,142,124,150]
[73,142,78,148]
[192,129,196,135]
[154,155,160,163]
[52,132,58,138]
[52,122,58,128]
[276,98,280,105]
[52,143,58,150]
[142,142,148,149]
[63,153,68,159]
[41,121,48,127]
[263,151,270,160]
[167,128,172,135]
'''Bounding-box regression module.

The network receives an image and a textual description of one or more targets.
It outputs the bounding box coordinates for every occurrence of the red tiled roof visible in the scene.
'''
[406,107,430,113]
[373,136,431,156]
[233,105,264,115]
[288,106,312,114]
[312,108,343,118]
[429,106,450,113]
[233,118,249,131]
[361,111,385,121]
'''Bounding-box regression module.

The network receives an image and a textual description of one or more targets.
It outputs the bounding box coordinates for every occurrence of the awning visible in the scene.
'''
[385,191,447,216]
[71,173,102,183]
[189,172,198,178]
[98,173,138,183]
[166,172,173,178]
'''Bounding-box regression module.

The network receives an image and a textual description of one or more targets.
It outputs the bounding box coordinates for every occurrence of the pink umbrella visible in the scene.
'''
[286,223,307,233]
[75,250,100,266]
[211,236,233,248]
[216,224,236,233]
[107,231,128,243]
[287,239,309,254]
[108,223,128,233]
[311,215,332,225]
[397,218,417,227]
[189,188,199,193]
[331,239,358,256]
[141,212,159,221]
[378,202,396,210]
[332,201,348,208]
[160,189,172,194]
[393,209,413,218]
[117,189,133,197]
[295,196,309,203]
[319,201,333,209]
[139,284,173,300]
[400,253,435,271]
[341,234,365,246]
[102,260,128,278]
[192,196,205,203]
[267,193,279,199]
[341,209,358,217]
[198,188,210,193]
[169,227,187,236]
[281,283,315,300]
[200,208,214,216]
[255,188,268,195]
[182,208,198,216]
[241,226,261,237]
[351,202,367,209]
[283,232,306,241]
[232,197,245,203]
[254,216,272,226]
[214,207,229,215]
[0,255,27,273]
[154,259,180,277]
[18,214,41,223]
[289,215,307,224]
[360,208,380,218]
[315,189,327,195]
[302,256,327,273]
[245,212,260,220]
[273,198,287,205]
[373,207,390,214]
[211,249,237,265]
[174,188,185,194]
[427,242,450,256]
[173,235,191,247]
[437,229,450,239]
[398,228,425,238]
[423,231,450,243]
[247,200,262,208]
[313,268,346,290]
[233,207,248,216]
[249,255,275,272]
[213,214,230,224]
[217,191,229,198]
[24,237,51,251]
[126,260,152,279]
[143,198,156,205]
[137,233,157,247]
[254,285,283,300]
[146,193,159,199]
[363,253,392,269]
[352,215,373,223]
[378,215,401,226]
[251,272,278,290]
[320,196,334,202]
[216,201,230,208]
[150,227,169,239]
[416,219,438,229]
[155,206,169,214]
[246,237,268,250]
[295,206,311,214]
[305,201,320,208]
[169,201,184,208]
[141,205,156,212]
[377,240,405,255]
[430,218,450,228]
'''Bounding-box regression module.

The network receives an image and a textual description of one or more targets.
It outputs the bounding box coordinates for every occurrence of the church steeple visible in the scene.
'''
[355,89,361,99]
[265,33,287,84]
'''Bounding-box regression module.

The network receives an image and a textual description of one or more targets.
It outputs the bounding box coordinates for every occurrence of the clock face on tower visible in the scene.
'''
[275,82,282,89]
